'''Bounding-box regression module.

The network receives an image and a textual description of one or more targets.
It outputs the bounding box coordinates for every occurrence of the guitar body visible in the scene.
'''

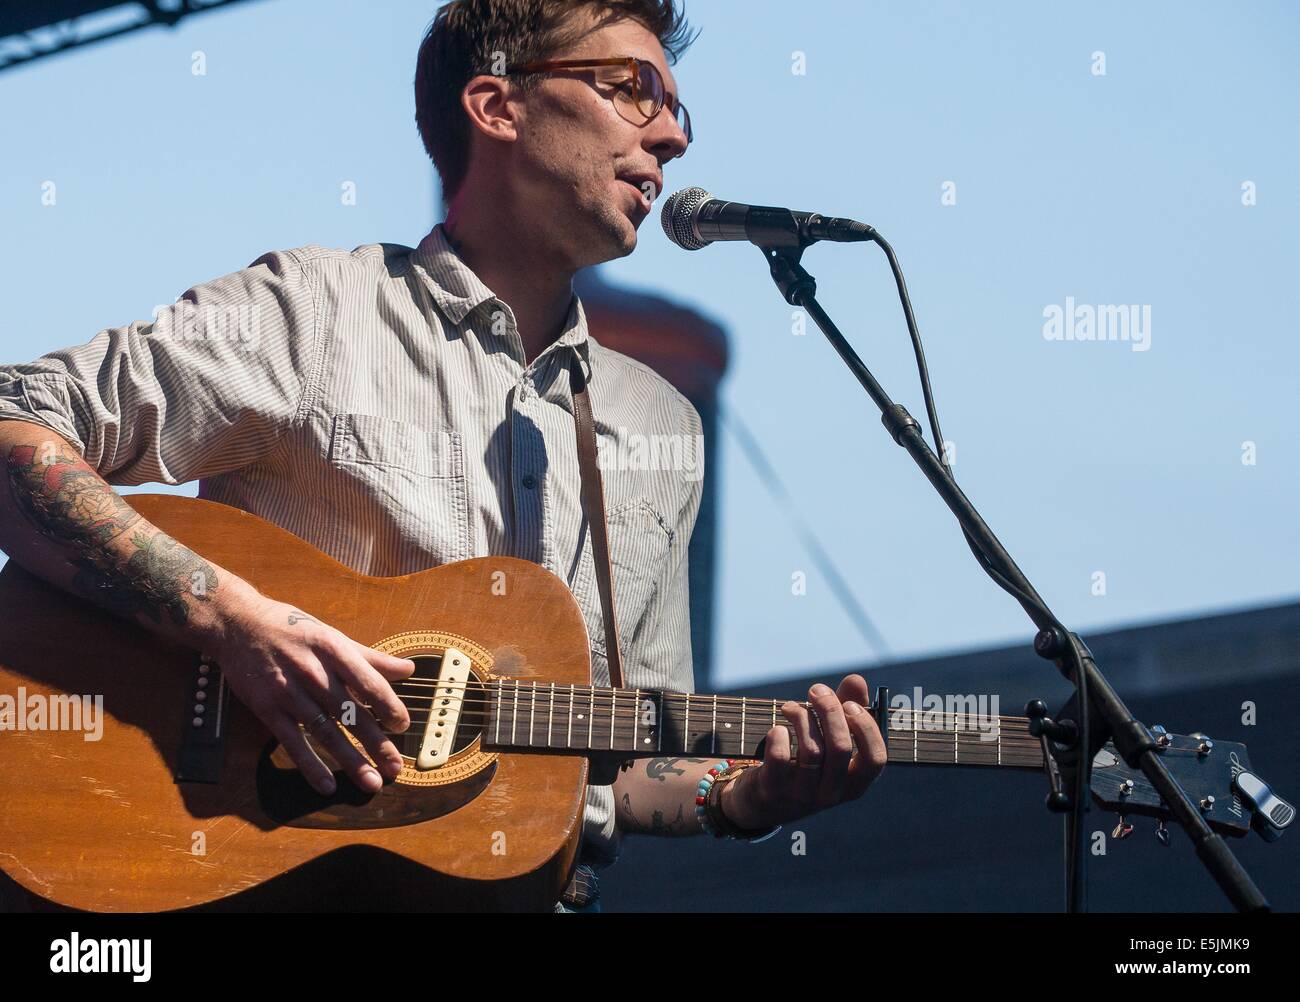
[0,495,592,912]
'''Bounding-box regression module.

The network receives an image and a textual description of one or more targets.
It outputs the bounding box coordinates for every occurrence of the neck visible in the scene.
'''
[482,680,1045,770]
[443,187,576,363]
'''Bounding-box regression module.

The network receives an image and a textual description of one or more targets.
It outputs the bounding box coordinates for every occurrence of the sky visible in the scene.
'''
[1,0,1297,688]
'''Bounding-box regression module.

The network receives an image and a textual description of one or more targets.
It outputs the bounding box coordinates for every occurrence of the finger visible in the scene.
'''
[781,700,823,805]
[757,722,793,818]
[808,683,853,807]
[268,713,337,795]
[764,720,795,784]
[835,674,871,708]
[362,646,418,682]
[843,699,888,799]
[325,677,406,781]
[327,641,411,731]
[284,687,383,794]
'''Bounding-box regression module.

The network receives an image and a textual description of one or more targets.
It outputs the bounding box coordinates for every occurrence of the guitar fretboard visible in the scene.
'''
[482,681,1045,770]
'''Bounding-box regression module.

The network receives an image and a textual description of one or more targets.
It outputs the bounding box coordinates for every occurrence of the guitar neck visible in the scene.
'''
[484,681,1045,770]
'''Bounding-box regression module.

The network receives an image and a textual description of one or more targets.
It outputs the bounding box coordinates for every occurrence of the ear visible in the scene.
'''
[461,74,521,144]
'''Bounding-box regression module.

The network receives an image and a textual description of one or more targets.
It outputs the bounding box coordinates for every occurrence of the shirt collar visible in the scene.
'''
[410,223,591,363]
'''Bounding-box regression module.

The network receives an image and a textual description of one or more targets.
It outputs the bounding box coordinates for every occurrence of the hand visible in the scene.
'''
[721,674,886,829]
[209,588,415,796]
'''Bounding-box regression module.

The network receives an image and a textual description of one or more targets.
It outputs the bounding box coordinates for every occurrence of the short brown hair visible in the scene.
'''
[414,0,696,198]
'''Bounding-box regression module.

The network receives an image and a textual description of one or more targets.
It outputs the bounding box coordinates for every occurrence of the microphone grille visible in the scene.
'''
[660,186,713,251]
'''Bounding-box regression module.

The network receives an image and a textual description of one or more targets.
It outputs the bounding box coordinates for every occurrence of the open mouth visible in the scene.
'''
[617,177,655,213]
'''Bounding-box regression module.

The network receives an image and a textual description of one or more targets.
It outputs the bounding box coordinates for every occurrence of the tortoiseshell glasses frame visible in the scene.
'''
[507,57,692,148]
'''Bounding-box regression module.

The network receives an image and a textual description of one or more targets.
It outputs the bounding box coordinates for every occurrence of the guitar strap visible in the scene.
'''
[569,350,625,690]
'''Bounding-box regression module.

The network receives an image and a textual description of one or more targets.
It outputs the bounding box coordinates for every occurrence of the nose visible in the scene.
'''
[645,104,690,161]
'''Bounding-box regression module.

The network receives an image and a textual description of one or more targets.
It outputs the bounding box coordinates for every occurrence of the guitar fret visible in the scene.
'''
[480,681,1043,769]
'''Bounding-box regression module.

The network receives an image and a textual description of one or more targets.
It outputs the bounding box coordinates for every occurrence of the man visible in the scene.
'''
[0,0,886,912]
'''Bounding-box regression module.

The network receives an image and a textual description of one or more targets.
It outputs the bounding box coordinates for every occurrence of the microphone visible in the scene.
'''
[660,186,876,251]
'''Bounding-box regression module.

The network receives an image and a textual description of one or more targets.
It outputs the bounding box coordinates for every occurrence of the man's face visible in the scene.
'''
[508,16,690,268]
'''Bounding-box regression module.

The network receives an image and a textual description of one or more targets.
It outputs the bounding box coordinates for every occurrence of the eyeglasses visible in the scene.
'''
[507,57,692,148]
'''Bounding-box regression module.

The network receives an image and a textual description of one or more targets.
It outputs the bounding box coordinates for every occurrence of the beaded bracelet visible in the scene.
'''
[694,760,733,837]
[696,759,781,842]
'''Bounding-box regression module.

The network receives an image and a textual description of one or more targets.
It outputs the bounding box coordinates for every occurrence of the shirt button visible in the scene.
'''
[522,474,537,490]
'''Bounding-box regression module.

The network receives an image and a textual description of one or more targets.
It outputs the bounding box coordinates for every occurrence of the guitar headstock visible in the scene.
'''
[1089,731,1254,838]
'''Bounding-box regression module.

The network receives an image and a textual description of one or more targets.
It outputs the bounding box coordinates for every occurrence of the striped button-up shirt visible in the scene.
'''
[0,223,704,869]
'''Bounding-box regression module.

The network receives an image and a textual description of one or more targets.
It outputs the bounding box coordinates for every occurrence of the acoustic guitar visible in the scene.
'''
[0,496,1262,912]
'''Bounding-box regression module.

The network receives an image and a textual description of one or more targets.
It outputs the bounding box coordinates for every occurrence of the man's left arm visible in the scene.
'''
[615,677,889,836]
[611,401,888,837]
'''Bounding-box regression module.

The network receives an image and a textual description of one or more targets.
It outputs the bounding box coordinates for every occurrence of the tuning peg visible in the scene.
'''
[1233,771,1295,842]
[1024,699,1078,746]
[1111,817,1133,840]
[1045,790,1071,812]
[1156,820,1170,846]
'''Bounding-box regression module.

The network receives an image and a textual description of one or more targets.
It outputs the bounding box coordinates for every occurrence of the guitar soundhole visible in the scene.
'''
[256,653,496,830]
[387,655,487,760]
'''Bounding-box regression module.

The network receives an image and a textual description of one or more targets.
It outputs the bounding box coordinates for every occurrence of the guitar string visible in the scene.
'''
[390,676,1036,717]
[378,709,1039,735]
[384,677,1044,724]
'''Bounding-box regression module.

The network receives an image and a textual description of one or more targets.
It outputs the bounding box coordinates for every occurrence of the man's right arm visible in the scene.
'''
[0,416,414,794]
[0,417,253,652]
[0,248,419,793]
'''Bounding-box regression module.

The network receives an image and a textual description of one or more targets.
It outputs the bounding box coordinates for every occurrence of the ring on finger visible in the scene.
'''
[303,711,333,736]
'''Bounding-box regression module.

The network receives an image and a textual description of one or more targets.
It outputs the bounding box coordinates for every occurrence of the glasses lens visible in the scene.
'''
[635,60,665,120]
[676,102,692,144]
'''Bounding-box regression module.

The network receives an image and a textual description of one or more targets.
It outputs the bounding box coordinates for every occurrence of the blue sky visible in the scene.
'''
[2,0,1297,687]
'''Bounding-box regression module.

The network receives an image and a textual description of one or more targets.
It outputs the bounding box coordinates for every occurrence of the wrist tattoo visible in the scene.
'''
[644,757,710,782]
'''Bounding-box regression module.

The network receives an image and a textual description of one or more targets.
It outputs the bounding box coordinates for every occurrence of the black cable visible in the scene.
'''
[869,232,1090,911]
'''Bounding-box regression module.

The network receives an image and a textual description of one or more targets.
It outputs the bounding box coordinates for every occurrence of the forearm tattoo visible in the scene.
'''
[617,757,712,836]
[645,756,709,782]
[6,443,218,625]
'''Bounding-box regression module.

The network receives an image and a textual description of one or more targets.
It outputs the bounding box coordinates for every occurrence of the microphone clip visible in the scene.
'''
[761,243,817,307]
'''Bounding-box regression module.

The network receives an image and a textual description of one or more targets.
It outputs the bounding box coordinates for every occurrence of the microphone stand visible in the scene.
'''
[756,237,1269,913]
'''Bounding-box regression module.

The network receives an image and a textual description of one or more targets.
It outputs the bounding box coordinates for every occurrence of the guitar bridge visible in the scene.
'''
[175,652,230,784]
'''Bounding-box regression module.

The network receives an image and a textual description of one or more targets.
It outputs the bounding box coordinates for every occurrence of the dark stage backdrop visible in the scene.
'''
[602,601,1300,912]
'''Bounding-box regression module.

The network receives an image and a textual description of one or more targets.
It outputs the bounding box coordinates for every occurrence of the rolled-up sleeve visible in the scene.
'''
[0,248,320,486]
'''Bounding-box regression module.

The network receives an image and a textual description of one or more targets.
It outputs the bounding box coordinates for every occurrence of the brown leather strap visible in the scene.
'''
[569,351,625,689]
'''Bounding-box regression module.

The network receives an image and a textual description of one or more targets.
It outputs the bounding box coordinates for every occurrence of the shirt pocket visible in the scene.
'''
[325,412,471,572]
[573,495,673,678]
